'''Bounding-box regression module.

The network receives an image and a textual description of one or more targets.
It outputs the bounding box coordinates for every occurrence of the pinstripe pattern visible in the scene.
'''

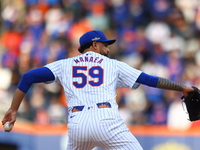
[45,51,143,150]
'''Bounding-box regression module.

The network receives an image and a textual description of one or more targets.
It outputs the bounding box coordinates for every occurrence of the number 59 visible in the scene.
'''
[72,66,104,88]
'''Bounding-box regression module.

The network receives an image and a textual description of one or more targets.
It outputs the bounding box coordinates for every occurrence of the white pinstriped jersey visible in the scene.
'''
[46,51,143,150]
[45,51,142,109]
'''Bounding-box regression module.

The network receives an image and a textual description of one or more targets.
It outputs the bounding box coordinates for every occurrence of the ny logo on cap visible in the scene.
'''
[92,37,100,41]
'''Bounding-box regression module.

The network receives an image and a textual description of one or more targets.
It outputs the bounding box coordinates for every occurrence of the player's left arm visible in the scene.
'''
[136,72,194,96]
[2,67,55,131]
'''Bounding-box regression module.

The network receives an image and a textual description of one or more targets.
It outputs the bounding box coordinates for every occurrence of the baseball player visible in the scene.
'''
[2,30,194,150]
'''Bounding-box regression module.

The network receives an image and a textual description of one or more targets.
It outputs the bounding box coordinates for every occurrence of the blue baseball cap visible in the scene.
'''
[78,30,116,53]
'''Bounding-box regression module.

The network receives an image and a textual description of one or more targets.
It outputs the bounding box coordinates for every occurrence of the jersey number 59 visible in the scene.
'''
[72,66,104,88]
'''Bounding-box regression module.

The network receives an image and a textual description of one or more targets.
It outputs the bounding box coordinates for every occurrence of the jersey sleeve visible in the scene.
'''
[17,67,55,93]
[116,61,142,89]
[45,60,63,84]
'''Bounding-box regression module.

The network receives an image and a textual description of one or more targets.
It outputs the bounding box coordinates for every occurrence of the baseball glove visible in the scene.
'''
[181,86,200,121]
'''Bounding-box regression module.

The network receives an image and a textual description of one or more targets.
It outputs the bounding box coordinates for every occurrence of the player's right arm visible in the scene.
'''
[1,67,55,131]
[2,89,25,131]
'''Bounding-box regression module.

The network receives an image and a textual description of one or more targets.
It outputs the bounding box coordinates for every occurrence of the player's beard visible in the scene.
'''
[104,51,109,57]
[100,48,109,57]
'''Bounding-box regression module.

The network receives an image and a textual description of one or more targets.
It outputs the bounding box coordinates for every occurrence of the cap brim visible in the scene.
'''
[101,39,116,45]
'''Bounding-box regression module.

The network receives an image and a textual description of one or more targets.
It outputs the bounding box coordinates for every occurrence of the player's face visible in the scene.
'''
[98,42,109,57]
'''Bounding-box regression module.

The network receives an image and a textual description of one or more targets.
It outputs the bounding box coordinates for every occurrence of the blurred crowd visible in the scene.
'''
[1,0,200,130]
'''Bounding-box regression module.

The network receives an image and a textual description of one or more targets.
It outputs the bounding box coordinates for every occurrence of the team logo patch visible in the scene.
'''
[92,37,100,41]
[88,106,94,110]
[86,53,92,56]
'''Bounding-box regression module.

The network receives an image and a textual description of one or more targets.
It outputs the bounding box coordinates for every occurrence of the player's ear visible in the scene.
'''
[92,42,98,50]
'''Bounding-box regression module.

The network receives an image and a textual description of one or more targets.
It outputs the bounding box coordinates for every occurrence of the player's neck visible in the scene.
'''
[83,49,100,54]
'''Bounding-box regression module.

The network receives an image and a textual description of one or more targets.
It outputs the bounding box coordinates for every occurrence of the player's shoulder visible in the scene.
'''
[46,58,72,67]
[114,59,133,70]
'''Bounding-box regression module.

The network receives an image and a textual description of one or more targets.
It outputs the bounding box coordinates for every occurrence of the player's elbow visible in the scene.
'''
[17,72,35,93]
[22,71,36,83]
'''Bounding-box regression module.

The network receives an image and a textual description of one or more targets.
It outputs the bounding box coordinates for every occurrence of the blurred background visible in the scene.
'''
[0,0,200,150]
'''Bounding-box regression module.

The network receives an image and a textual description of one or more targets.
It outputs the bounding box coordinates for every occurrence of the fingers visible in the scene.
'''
[2,117,16,126]
[1,109,17,126]
[2,115,10,125]
[2,120,6,125]
[4,130,11,133]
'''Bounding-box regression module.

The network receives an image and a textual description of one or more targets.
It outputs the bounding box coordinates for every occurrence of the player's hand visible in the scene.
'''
[2,109,17,132]
[182,86,195,97]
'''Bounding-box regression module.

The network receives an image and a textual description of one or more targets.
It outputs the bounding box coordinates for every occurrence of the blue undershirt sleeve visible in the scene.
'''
[17,67,55,93]
[136,72,158,87]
